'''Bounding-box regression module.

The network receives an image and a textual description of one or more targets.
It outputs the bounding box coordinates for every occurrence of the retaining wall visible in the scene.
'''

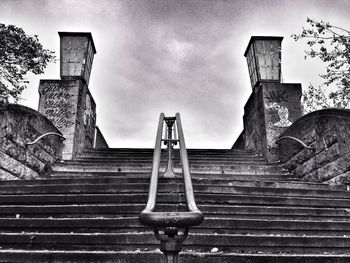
[0,104,63,180]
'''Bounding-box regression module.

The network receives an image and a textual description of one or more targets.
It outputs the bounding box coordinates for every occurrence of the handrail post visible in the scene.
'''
[159,227,184,263]
[163,117,176,178]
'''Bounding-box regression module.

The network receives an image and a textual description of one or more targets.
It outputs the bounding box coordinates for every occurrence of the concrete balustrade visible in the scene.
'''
[0,104,63,180]
[277,109,350,184]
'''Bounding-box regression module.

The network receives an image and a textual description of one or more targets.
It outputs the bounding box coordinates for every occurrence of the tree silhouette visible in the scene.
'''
[0,24,55,103]
[292,18,350,112]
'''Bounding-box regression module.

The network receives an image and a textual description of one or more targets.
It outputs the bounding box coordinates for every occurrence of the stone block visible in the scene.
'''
[302,152,350,182]
[59,32,96,85]
[0,104,63,180]
[241,83,302,162]
[281,127,339,171]
[293,143,340,179]
[0,151,39,179]
[94,126,109,148]
[0,168,18,180]
[326,171,350,185]
[278,109,350,183]
[0,137,46,173]
[38,79,96,159]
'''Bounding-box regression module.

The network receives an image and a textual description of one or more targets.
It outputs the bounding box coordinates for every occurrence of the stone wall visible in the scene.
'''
[242,82,302,162]
[231,131,245,150]
[38,79,96,159]
[0,104,63,180]
[278,109,350,184]
[37,32,98,160]
[243,85,266,155]
[94,126,109,148]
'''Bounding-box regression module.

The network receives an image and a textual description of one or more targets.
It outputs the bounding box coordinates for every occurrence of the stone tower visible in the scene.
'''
[38,32,97,160]
[240,36,303,162]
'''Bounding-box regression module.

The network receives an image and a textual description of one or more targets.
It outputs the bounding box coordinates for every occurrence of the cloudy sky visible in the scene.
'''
[1,0,350,148]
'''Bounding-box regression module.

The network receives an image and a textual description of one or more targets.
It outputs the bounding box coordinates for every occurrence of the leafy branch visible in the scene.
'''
[0,23,55,103]
[292,18,350,111]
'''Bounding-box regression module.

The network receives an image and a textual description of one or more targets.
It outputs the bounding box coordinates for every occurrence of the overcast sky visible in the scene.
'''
[1,0,350,148]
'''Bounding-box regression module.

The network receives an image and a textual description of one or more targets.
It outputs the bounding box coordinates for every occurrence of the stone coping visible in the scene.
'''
[0,103,61,135]
[280,108,350,139]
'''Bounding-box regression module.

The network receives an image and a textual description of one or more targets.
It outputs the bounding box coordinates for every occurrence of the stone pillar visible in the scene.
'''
[38,32,97,160]
[242,36,303,162]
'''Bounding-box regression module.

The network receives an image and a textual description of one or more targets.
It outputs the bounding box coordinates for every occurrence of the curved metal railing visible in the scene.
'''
[26,132,65,146]
[275,136,315,150]
[139,113,204,262]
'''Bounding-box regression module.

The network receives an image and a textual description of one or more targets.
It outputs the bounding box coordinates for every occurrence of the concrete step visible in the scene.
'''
[0,204,349,220]
[75,154,266,160]
[49,171,294,181]
[3,249,350,263]
[196,217,350,235]
[52,163,287,176]
[68,158,267,165]
[0,232,350,253]
[82,148,257,155]
[77,150,265,158]
[75,151,265,158]
[0,217,350,236]
[0,183,348,200]
[0,193,349,208]
[77,150,264,160]
[56,160,275,168]
[0,176,344,191]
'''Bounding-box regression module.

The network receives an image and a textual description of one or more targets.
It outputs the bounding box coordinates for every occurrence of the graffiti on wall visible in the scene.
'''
[265,102,292,156]
[265,102,292,127]
[39,82,75,129]
[264,90,288,103]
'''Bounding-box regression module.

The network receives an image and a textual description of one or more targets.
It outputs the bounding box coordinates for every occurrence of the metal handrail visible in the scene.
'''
[275,136,315,150]
[175,113,201,213]
[139,113,203,227]
[26,132,65,146]
[139,113,204,262]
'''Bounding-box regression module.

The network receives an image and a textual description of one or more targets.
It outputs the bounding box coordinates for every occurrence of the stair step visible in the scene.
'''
[0,249,349,263]
[1,249,350,263]
[74,155,266,161]
[0,176,343,191]
[67,159,268,166]
[0,204,349,220]
[0,217,350,236]
[82,148,257,154]
[52,164,287,176]
[0,183,348,199]
[0,232,350,253]
[49,171,294,181]
[3,145,349,259]
[0,193,349,208]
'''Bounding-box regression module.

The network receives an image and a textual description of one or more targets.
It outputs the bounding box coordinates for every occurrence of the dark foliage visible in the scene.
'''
[0,24,55,103]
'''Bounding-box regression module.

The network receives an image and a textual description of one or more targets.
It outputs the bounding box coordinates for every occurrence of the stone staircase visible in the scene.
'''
[0,148,350,262]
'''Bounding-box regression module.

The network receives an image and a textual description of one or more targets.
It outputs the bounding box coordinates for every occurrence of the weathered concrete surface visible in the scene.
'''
[38,79,96,159]
[278,109,350,184]
[328,171,350,185]
[94,126,109,148]
[0,104,63,180]
[243,84,266,156]
[0,148,349,261]
[38,32,98,160]
[242,83,302,162]
[231,131,245,150]
[59,32,96,85]
[235,37,303,162]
